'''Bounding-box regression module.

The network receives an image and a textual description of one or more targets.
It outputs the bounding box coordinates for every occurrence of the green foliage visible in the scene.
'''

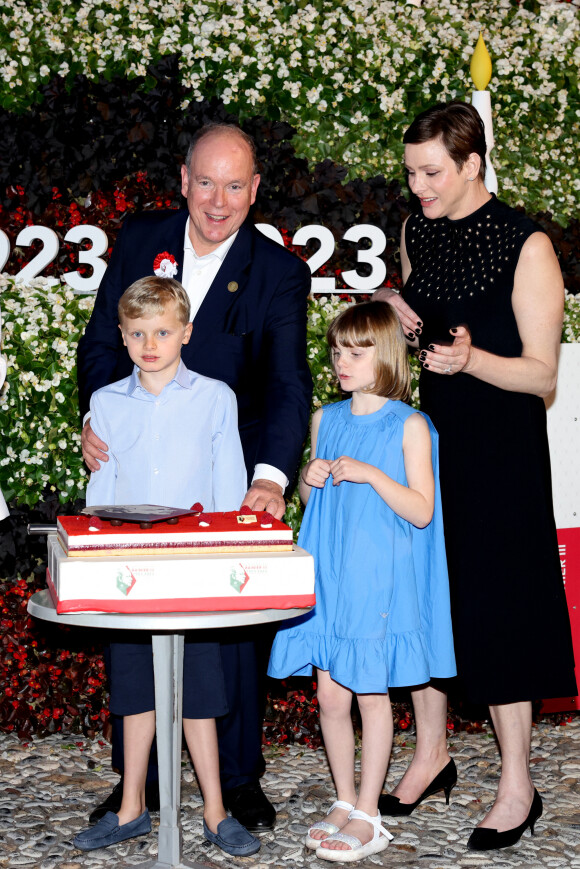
[562,291,580,344]
[0,278,93,505]
[0,0,577,224]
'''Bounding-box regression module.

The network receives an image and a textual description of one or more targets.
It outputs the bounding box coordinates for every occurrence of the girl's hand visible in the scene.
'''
[329,455,372,486]
[418,325,473,376]
[301,458,332,488]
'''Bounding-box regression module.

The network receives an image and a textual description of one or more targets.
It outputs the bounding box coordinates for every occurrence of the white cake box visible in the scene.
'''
[46,535,315,615]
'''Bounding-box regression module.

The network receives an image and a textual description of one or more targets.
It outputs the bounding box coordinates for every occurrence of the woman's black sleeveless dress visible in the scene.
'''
[404,195,576,705]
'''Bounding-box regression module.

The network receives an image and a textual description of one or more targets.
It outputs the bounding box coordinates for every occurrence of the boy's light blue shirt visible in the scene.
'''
[86,360,247,512]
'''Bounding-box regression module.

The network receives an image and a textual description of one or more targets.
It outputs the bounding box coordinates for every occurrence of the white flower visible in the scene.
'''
[52,338,68,354]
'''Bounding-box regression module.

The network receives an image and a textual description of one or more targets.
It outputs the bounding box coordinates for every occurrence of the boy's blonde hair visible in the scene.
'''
[327,301,411,402]
[118,277,191,326]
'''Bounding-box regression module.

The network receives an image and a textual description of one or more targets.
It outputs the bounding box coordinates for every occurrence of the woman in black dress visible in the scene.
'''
[375,101,576,850]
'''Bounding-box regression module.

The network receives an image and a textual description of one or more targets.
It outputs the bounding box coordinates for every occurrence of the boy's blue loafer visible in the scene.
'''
[203,816,261,856]
[73,809,151,851]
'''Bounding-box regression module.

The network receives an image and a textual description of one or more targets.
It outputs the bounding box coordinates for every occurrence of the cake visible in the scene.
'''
[49,507,314,614]
[46,535,315,615]
[57,507,294,558]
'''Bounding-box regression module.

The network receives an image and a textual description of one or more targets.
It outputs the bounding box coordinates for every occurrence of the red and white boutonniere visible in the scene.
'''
[153,251,178,278]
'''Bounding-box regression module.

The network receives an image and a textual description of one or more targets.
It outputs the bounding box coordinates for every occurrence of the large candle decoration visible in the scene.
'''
[470,32,498,194]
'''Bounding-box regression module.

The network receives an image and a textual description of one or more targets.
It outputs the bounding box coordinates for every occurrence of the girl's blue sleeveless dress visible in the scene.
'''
[268,399,456,694]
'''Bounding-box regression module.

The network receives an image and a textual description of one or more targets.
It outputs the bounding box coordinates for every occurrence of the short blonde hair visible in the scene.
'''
[118,277,190,326]
[327,301,411,402]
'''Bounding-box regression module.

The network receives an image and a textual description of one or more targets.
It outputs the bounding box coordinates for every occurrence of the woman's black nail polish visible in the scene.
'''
[408,332,414,339]
[451,327,458,334]
[417,321,422,327]
[423,363,430,368]
[415,328,422,335]
[428,344,435,351]
[419,352,426,361]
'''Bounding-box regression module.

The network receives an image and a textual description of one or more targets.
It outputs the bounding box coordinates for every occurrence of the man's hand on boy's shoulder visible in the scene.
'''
[82,420,109,472]
[241,479,285,520]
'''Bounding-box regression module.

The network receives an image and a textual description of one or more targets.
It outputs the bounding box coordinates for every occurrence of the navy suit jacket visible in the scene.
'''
[77,210,313,484]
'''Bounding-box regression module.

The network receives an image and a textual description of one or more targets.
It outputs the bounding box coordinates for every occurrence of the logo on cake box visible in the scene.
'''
[112,565,155,596]
[230,565,250,593]
[229,561,268,594]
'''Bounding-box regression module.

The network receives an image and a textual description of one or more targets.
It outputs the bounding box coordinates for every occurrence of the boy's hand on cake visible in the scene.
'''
[329,455,371,486]
[301,459,331,489]
[241,479,285,520]
[81,421,110,472]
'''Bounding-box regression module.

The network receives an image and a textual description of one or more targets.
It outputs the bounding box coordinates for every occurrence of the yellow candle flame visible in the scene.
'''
[470,32,492,91]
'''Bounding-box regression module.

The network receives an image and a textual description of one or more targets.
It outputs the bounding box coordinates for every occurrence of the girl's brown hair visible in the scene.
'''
[327,301,411,402]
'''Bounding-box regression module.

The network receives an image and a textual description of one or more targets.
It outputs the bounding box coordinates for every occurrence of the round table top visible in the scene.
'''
[28,588,311,631]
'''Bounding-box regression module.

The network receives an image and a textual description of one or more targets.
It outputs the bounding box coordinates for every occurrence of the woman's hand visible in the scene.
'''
[328,456,372,486]
[418,325,473,376]
[372,287,422,344]
[373,220,421,344]
[301,458,331,488]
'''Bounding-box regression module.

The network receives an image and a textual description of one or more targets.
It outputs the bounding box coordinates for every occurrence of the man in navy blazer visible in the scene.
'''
[77,124,312,831]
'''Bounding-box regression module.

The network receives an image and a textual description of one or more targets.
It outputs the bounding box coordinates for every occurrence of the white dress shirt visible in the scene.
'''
[87,361,247,510]
[181,221,237,320]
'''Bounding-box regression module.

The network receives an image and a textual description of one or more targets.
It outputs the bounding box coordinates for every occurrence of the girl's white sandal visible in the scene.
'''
[315,808,394,862]
[304,800,355,850]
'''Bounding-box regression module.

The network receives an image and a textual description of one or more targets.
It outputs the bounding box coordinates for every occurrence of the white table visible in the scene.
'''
[28,588,311,869]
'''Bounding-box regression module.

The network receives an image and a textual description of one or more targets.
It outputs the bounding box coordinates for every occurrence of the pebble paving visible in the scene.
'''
[0,717,578,869]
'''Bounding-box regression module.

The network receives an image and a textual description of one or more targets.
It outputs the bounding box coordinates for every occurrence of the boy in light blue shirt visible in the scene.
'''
[74,277,259,858]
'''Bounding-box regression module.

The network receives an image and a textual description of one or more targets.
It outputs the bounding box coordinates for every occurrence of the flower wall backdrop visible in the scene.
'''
[0,0,578,739]
[0,0,578,223]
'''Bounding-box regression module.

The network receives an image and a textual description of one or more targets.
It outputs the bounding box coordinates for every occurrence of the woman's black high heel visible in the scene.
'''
[378,758,457,816]
[467,788,543,851]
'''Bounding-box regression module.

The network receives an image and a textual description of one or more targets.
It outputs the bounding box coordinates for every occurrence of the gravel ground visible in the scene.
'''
[0,716,579,869]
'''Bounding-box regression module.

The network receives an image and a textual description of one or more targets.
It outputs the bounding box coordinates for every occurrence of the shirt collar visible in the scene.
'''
[127,359,192,397]
[183,218,238,263]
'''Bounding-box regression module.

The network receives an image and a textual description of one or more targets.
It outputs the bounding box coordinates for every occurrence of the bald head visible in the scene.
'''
[185,124,258,176]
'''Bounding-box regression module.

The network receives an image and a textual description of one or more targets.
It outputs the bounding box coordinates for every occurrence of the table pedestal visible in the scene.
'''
[135,633,199,869]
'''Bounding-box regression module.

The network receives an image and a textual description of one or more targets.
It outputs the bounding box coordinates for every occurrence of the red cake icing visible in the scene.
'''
[57,510,294,557]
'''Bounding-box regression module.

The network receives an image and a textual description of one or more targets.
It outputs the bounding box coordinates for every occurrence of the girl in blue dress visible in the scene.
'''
[268,301,456,863]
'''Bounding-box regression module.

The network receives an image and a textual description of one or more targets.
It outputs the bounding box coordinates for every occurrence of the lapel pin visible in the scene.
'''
[227,281,239,293]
